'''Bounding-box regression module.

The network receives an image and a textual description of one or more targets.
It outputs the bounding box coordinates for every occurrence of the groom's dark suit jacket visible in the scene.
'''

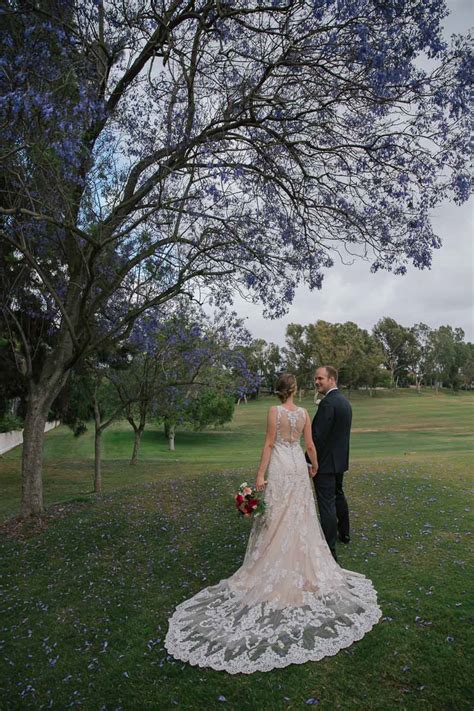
[308,389,352,474]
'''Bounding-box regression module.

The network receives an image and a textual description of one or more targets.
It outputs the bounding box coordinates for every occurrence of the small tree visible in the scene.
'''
[283,324,317,394]
[188,390,235,430]
[338,326,385,394]
[373,317,415,387]
[406,323,434,391]
[154,310,257,450]
[62,357,129,492]
[242,339,281,395]
[160,387,236,451]
[110,305,257,456]
[428,326,466,390]
[112,352,160,465]
[359,332,388,394]
[459,342,474,390]
[91,373,124,492]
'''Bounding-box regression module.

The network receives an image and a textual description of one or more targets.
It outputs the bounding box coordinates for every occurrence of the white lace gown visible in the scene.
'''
[165,406,382,674]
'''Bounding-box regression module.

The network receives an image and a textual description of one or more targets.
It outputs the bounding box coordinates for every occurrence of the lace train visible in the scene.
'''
[165,572,381,674]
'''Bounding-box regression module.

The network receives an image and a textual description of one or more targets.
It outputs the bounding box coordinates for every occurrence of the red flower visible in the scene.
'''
[234,488,264,517]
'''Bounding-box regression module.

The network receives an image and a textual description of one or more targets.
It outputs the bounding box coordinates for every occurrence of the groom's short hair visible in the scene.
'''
[322,365,338,382]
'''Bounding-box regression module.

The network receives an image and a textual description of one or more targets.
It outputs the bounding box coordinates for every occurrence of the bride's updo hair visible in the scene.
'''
[275,373,297,403]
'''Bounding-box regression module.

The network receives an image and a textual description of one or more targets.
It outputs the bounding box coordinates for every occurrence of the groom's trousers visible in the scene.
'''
[314,472,350,558]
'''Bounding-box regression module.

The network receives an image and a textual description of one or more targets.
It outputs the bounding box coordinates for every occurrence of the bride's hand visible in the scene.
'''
[309,466,317,478]
[255,477,267,492]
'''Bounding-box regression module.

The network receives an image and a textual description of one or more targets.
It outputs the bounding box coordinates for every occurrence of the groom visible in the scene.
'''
[307,365,352,561]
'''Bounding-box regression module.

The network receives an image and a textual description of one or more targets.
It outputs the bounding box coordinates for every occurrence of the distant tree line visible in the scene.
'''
[2,314,471,438]
[242,317,473,395]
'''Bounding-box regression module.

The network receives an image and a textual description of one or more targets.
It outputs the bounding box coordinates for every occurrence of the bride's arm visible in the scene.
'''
[303,409,318,477]
[255,407,277,491]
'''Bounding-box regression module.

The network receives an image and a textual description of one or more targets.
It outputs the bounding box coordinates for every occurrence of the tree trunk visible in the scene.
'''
[93,386,102,493]
[390,367,395,387]
[20,372,67,517]
[20,395,49,517]
[130,426,144,465]
[18,295,78,517]
[164,418,170,439]
[168,423,175,451]
[94,429,102,493]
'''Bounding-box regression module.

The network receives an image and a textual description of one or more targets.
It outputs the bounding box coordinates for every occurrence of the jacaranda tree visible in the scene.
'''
[0,0,471,515]
[112,303,258,461]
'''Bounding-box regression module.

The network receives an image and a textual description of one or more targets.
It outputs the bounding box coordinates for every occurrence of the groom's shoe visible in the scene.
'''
[338,534,350,544]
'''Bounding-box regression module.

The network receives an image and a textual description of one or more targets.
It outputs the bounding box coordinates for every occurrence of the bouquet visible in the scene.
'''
[234,481,266,518]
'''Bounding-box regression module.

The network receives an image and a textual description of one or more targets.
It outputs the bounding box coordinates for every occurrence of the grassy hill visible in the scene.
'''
[0,389,472,709]
[1,389,472,521]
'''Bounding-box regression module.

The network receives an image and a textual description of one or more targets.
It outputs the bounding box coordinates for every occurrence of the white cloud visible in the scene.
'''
[233,199,473,345]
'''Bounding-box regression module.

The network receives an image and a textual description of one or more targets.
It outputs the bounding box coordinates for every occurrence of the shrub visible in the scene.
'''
[0,414,24,433]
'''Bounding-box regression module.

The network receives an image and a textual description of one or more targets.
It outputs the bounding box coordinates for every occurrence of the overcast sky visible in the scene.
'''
[231,0,473,346]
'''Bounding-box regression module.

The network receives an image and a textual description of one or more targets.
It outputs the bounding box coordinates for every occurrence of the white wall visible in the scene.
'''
[0,420,61,456]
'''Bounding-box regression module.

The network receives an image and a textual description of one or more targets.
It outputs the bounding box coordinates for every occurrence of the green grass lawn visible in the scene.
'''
[1,389,473,709]
[1,388,473,521]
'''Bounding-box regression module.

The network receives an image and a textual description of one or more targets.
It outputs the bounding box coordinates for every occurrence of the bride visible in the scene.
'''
[165,373,381,674]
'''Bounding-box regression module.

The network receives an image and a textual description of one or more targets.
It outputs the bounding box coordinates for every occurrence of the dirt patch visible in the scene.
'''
[0,500,91,540]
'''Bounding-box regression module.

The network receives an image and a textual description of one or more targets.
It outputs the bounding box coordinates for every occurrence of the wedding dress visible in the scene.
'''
[165,406,381,674]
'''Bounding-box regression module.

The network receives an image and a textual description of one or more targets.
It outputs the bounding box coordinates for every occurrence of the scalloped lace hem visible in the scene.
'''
[165,575,382,674]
